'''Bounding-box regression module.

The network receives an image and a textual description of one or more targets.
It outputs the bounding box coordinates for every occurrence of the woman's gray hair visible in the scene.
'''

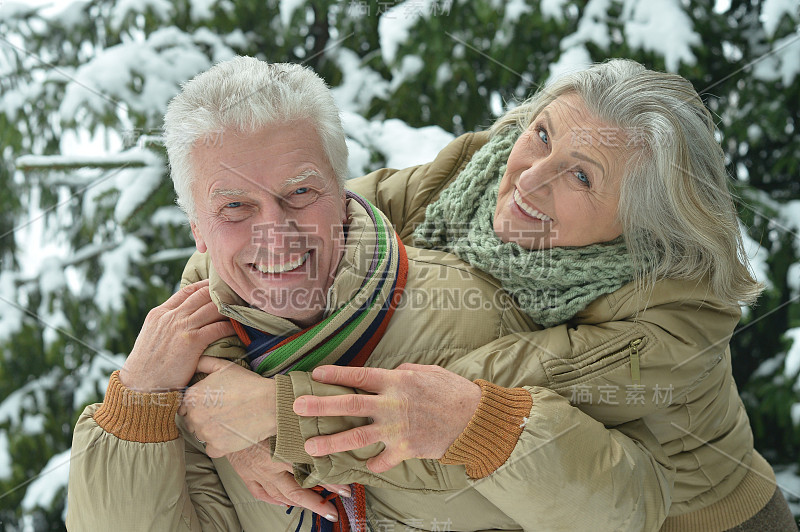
[492,58,763,307]
[163,56,348,220]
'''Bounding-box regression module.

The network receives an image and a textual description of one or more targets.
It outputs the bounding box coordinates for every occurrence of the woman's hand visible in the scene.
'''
[120,280,235,392]
[294,363,482,473]
[179,356,277,458]
[227,441,350,522]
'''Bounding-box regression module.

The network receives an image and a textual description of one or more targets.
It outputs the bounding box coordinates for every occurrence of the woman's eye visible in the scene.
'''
[226,201,243,208]
[294,187,309,195]
[538,128,549,145]
[575,170,591,187]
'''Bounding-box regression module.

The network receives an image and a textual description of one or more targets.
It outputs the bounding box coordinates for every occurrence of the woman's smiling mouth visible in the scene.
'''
[513,189,552,221]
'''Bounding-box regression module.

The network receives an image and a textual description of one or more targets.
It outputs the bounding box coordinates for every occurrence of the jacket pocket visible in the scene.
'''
[548,336,647,390]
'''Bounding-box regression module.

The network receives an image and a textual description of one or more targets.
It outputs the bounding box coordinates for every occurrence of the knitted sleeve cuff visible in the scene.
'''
[439,379,533,479]
[273,374,314,464]
[92,370,181,443]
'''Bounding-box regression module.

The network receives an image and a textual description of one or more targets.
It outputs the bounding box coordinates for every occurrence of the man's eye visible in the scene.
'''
[226,201,243,208]
[294,187,309,195]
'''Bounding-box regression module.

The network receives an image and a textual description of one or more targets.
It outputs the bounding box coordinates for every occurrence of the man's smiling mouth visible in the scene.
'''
[252,251,310,274]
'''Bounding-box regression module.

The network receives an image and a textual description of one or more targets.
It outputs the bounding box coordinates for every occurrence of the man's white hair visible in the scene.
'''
[163,57,348,220]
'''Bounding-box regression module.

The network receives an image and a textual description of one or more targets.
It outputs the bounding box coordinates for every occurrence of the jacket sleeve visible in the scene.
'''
[346,132,488,243]
[66,371,241,531]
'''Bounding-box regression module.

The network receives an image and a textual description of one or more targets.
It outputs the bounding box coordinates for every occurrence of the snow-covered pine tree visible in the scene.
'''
[0,0,798,528]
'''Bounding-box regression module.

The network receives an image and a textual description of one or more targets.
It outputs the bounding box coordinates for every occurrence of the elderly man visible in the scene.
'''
[66,57,546,531]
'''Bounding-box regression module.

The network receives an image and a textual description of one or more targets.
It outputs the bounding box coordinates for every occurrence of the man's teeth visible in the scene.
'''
[514,189,552,221]
[254,252,310,274]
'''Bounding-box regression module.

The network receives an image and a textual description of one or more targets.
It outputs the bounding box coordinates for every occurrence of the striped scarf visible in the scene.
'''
[231,192,408,532]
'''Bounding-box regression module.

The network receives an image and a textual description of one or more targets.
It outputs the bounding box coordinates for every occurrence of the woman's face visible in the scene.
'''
[494,94,629,249]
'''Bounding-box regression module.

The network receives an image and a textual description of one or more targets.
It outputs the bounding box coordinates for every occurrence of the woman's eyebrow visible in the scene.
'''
[570,151,606,180]
[540,110,556,137]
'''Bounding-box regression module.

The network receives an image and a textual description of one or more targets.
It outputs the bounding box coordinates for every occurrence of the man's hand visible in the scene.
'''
[293,364,482,473]
[227,441,349,523]
[180,356,277,457]
[119,280,235,392]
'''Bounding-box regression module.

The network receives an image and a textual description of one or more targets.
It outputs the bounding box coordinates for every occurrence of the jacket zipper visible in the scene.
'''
[629,338,643,384]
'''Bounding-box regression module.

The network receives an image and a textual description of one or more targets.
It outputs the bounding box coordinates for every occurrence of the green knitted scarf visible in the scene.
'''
[413,127,635,327]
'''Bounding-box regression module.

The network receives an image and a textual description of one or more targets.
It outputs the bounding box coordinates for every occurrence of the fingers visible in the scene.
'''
[245,480,290,506]
[162,280,210,311]
[196,355,236,375]
[304,425,382,456]
[271,474,338,521]
[293,393,379,417]
[188,299,228,328]
[198,319,236,344]
[310,366,389,392]
[320,484,351,498]
[366,449,404,474]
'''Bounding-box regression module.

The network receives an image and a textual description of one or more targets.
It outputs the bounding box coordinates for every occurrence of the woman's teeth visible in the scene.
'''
[254,252,310,274]
[513,189,552,221]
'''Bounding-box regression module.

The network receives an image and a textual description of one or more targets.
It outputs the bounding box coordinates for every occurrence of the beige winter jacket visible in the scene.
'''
[65,135,775,531]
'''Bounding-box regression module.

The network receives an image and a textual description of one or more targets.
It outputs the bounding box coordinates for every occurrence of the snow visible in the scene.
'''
[775,464,800,516]
[541,0,570,21]
[389,55,425,92]
[151,206,189,226]
[0,371,60,425]
[72,352,127,409]
[622,0,702,72]
[752,30,800,86]
[95,235,146,312]
[0,431,11,480]
[785,328,800,379]
[0,271,24,342]
[280,0,306,27]
[110,0,173,30]
[503,0,533,24]
[190,0,217,21]
[548,45,593,82]
[330,49,390,113]
[761,0,800,38]
[114,160,165,223]
[20,448,71,512]
[740,224,771,289]
[60,27,224,122]
[561,0,613,51]
[378,0,437,64]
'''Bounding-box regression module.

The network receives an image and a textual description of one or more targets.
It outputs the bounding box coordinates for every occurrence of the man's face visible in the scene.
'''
[190,122,347,327]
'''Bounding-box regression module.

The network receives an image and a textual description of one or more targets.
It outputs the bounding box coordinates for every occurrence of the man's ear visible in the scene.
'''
[190,222,208,253]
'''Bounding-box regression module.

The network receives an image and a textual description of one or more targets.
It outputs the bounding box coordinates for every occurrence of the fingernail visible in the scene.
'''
[325,513,338,522]
[305,440,317,455]
[293,398,306,414]
[338,488,351,498]
[312,367,326,380]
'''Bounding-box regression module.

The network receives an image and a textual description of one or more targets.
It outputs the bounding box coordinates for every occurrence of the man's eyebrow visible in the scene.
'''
[210,188,249,198]
[540,110,556,137]
[285,170,323,186]
[570,151,606,180]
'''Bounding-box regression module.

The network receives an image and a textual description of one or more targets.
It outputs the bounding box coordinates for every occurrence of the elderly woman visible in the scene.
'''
[204,59,795,531]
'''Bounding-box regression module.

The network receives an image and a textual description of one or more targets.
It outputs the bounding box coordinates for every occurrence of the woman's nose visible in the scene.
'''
[517,161,558,196]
